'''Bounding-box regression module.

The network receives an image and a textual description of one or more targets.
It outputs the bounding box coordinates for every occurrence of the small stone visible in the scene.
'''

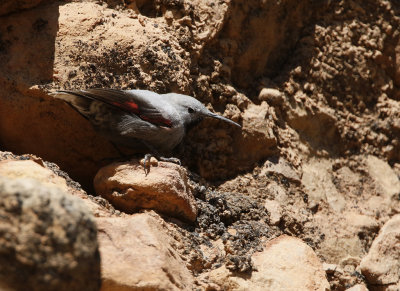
[140,156,159,167]
[94,160,198,222]
[345,284,368,291]
[258,88,284,105]
[264,199,282,225]
[360,214,400,289]
[164,10,173,21]
[248,235,330,290]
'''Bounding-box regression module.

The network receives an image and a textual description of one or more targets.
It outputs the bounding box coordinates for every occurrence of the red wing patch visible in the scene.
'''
[111,101,139,114]
[111,100,172,128]
[140,115,172,128]
[125,101,139,112]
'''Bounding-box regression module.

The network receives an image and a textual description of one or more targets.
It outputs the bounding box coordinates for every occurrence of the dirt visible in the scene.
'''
[1,0,400,290]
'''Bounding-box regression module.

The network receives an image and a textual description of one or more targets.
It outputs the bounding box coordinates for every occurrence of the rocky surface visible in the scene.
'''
[1,0,400,290]
[0,176,100,291]
[94,159,197,222]
[203,235,330,290]
[360,214,400,290]
[98,212,194,290]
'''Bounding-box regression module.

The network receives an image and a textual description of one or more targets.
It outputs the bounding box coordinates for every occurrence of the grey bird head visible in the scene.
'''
[164,93,241,128]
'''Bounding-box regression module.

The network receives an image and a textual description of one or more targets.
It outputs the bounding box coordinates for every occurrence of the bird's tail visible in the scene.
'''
[49,90,94,118]
[50,90,92,110]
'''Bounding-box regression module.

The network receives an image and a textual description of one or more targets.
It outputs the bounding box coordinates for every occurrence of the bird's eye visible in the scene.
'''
[188,107,195,113]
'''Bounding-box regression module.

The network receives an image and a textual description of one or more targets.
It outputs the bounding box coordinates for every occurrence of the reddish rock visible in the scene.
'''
[94,160,197,222]
[97,212,194,290]
[207,235,330,290]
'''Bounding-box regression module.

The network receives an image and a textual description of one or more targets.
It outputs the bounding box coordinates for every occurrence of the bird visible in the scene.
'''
[50,88,241,170]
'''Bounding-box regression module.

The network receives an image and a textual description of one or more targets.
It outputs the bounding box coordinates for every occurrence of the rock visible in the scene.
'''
[94,160,197,222]
[0,154,117,218]
[245,235,330,290]
[264,199,282,225]
[366,155,400,199]
[258,88,284,105]
[360,214,400,290]
[97,212,194,290]
[302,158,346,212]
[237,102,277,164]
[346,284,369,291]
[221,1,314,87]
[262,157,302,184]
[344,212,379,234]
[323,263,339,274]
[208,235,330,290]
[0,177,100,291]
[0,159,68,192]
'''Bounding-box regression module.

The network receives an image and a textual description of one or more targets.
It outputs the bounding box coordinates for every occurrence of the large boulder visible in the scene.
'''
[0,176,101,291]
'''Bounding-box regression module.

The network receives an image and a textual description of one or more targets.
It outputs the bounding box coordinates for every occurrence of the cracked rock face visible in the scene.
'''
[94,160,198,222]
[2,0,400,290]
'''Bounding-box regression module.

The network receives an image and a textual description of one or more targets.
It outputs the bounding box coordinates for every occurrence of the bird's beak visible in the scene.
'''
[207,112,241,128]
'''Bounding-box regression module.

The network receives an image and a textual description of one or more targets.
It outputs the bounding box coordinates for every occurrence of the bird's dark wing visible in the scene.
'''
[58,89,172,128]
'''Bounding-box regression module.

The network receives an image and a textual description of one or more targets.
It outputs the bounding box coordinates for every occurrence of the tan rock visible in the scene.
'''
[94,160,197,222]
[302,158,346,212]
[0,154,116,218]
[0,176,100,291]
[243,235,330,290]
[238,102,278,163]
[360,214,400,290]
[258,88,284,105]
[97,212,194,290]
[262,157,301,184]
[0,159,68,192]
[264,199,282,225]
[345,284,368,291]
[366,155,400,199]
[344,212,379,233]
[208,235,330,290]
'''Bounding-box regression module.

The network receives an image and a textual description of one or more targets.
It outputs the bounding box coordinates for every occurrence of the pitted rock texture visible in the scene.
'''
[97,212,194,291]
[204,235,330,290]
[94,160,197,222]
[0,151,120,218]
[360,214,400,290]
[1,0,400,290]
[0,176,100,291]
[0,0,312,187]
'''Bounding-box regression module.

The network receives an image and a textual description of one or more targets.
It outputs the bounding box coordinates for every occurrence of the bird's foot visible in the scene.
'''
[159,156,181,165]
[142,153,154,175]
[141,154,181,175]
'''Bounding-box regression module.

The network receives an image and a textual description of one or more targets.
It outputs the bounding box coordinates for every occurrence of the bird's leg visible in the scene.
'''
[143,153,153,175]
[141,142,181,175]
